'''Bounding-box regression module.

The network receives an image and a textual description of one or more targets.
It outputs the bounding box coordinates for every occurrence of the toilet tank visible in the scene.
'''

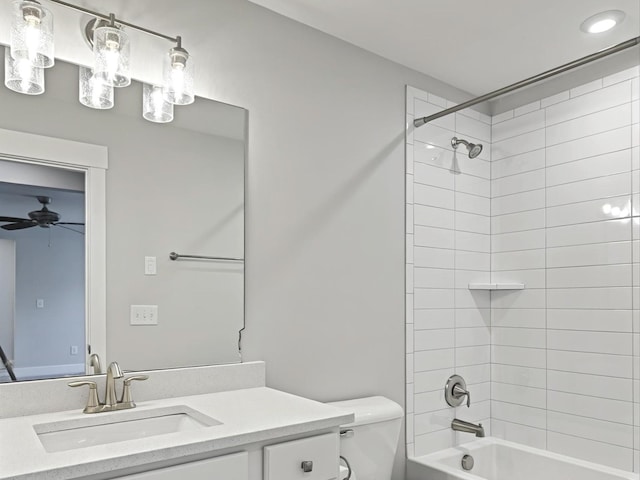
[328,396,403,480]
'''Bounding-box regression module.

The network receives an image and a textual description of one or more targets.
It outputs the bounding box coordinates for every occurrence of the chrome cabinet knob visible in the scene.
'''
[301,460,313,472]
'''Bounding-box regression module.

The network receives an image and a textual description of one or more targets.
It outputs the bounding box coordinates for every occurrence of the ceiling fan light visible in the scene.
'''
[93,25,130,87]
[163,44,194,105]
[79,66,114,109]
[4,46,44,95]
[143,83,174,123]
[10,0,54,68]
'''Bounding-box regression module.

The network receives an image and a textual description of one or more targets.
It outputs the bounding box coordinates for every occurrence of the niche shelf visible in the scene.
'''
[468,283,525,291]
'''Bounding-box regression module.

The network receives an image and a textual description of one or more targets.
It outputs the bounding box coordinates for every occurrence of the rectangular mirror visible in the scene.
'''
[0,58,246,382]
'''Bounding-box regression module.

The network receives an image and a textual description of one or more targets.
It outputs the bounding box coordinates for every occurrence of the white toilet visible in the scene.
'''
[328,396,403,480]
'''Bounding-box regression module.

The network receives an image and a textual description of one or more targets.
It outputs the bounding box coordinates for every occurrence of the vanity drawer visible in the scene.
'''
[264,432,339,480]
[112,451,248,479]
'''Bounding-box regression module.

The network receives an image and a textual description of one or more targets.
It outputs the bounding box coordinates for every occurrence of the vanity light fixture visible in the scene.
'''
[92,14,130,88]
[4,47,45,94]
[580,10,626,34]
[4,0,195,123]
[143,84,174,123]
[10,0,54,68]
[163,36,195,105]
[79,66,113,109]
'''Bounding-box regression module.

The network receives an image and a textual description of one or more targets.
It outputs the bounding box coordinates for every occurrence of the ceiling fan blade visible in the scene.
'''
[0,216,29,223]
[1,222,37,231]
[55,222,85,226]
[55,224,85,235]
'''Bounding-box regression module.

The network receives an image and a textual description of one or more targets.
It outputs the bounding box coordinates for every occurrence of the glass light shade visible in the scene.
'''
[163,48,194,105]
[10,0,54,68]
[143,84,174,123]
[93,26,130,87]
[79,66,114,109]
[4,46,44,95]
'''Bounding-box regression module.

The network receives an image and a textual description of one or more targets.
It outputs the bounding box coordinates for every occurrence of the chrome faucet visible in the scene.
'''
[69,361,148,414]
[89,353,102,375]
[104,361,124,409]
[451,418,485,437]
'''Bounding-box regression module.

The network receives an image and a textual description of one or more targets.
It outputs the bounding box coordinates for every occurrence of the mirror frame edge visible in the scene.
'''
[0,126,107,375]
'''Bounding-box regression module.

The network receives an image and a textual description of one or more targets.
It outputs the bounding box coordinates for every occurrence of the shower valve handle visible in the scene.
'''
[445,374,472,408]
[453,384,471,408]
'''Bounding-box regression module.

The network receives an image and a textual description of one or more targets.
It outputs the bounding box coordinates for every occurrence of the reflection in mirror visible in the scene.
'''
[0,172,86,382]
[0,58,246,382]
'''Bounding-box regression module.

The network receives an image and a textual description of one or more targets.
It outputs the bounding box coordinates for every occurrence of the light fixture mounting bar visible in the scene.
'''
[46,0,180,44]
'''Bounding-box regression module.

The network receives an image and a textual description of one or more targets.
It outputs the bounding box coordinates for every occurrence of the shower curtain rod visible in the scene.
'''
[414,36,640,127]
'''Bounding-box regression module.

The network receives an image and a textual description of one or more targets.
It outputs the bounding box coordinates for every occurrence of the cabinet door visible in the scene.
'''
[264,433,339,480]
[112,451,248,480]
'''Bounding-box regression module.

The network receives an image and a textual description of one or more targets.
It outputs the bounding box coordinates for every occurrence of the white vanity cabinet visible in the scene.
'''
[0,379,354,480]
[111,452,248,480]
[264,432,340,480]
[110,432,340,480]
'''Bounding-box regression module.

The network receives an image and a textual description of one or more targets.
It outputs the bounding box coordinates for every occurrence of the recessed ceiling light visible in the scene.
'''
[580,10,626,34]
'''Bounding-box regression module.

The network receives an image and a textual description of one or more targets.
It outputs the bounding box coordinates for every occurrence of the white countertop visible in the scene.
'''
[0,387,354,479]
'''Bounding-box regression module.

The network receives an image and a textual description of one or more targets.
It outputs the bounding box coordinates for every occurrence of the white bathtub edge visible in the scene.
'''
[408,436,637,480]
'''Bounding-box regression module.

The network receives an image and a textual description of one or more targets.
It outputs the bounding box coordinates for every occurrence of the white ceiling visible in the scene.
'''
[248,0,640,95]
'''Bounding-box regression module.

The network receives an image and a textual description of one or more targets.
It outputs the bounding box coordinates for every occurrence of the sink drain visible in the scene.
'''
[461,454,474,471]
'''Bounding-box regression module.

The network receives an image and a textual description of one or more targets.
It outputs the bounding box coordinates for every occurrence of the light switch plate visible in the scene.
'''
[144,256,157,275]
[130,305,158,325]
[36,298,44,309]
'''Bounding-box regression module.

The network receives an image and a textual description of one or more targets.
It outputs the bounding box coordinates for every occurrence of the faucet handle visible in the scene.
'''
[119,375,149,408]
[445,375,472,408]
[68,380,102,414]
[123,375,149,386]
[453,384,471,408]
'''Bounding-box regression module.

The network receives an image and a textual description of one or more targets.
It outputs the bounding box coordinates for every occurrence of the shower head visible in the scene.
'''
[451,137,483,159]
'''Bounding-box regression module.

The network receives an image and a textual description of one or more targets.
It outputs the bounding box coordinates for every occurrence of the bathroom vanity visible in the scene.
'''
[0,362,353,480]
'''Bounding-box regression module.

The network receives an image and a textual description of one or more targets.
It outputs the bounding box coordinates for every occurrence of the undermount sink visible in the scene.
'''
[33,405,222,453]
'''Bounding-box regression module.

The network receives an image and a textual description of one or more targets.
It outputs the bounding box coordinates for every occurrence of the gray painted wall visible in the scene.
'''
[165,3,475,478]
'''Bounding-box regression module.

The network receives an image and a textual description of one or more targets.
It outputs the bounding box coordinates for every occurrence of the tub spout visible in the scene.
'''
[452,418,485,437]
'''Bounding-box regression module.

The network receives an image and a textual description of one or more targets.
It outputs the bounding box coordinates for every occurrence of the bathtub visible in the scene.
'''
[407,437,637,480]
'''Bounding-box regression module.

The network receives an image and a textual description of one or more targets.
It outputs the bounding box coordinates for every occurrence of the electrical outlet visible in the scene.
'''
[130,305,159,325]
[70,345,78,355]
[36,298,44,309]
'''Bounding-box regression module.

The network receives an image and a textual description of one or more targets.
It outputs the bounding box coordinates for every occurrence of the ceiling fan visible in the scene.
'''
[0,196,84,232]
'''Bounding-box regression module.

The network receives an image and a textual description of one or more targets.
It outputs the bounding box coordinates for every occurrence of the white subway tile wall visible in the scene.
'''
[406,64,640,472]
[406,86,492,458]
